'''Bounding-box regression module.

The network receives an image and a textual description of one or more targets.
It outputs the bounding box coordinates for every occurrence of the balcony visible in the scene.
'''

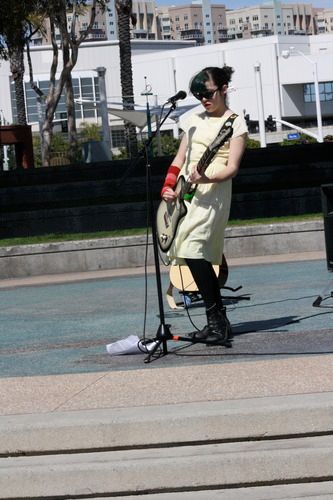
[180,29,204,44]
[250,27,273,37]
[80,28,107,41]
[217,28,235,41]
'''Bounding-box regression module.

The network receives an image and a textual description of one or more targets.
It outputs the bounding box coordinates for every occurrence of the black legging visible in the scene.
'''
[185,258,222,310]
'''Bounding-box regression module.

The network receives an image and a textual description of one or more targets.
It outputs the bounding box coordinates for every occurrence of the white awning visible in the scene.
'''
[106,108,152,128]
[75,98,199,129]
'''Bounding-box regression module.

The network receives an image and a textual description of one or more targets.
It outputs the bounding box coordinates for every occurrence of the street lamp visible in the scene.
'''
[281,47,323,143]
[95,67,112,155]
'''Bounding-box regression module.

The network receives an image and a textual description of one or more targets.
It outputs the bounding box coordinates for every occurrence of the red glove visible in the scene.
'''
[161,164,180,197]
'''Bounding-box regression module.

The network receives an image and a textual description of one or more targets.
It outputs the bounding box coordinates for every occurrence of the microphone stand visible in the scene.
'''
[143,101,176,363]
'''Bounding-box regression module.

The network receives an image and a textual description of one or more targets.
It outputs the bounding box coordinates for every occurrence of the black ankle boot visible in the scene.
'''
[190,324,210,340]
[190,306,232,341]
[206,304,230,343]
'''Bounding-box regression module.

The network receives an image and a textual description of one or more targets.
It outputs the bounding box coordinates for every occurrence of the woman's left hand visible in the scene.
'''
[188,166,210,184]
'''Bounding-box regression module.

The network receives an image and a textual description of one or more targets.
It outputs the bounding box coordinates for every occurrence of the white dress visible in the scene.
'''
[168,110,248,265]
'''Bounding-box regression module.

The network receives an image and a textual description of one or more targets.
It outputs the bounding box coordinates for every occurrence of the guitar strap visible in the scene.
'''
[214,112,238,144]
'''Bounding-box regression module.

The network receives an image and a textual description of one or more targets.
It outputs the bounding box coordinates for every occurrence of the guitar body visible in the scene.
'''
[156,176,188,252]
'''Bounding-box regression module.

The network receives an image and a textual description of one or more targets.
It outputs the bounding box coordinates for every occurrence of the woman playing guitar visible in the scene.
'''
[160,65,248,344]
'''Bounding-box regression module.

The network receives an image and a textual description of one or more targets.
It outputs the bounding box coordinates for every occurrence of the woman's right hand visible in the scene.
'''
[162,187,177,202]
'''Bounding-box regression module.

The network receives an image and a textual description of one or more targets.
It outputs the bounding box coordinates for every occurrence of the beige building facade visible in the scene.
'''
[31,4,108,46]
[226,3,322,39]
[168,3,227,45]
[316,8,333,34]
[29,1,333,48]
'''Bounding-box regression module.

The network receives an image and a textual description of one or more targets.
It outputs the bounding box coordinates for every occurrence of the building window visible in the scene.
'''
[304,81,333,102]
[11,77,101,124]
[111,129,126,148]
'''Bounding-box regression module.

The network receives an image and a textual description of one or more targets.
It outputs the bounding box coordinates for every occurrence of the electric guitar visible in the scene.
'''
[156,114,237,253]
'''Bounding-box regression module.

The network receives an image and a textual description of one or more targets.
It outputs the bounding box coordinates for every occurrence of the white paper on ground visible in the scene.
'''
[106,335,158,355]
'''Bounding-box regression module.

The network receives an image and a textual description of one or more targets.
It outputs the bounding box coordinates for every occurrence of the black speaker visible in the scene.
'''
[321,184,333,271]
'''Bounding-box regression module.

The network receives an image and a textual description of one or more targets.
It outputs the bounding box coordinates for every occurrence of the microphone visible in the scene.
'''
[166,90,187,104]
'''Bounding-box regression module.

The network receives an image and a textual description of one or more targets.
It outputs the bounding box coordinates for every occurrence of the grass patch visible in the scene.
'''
[0,213,322,248]
[0,228,149,248]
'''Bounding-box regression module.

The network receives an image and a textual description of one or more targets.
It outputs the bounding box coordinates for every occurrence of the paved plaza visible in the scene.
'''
[1,252,333,380]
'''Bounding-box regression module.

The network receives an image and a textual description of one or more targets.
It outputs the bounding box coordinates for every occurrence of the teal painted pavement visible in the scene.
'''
[0,259,333,378]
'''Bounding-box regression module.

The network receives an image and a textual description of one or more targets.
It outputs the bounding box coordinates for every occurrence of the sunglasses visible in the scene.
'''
[192,88,219,101]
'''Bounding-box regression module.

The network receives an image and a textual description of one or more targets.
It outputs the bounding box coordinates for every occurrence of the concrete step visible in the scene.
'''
[83,481,333,499]
[2,392,333,498]
[1,392,333,455]
[1,435,333,498]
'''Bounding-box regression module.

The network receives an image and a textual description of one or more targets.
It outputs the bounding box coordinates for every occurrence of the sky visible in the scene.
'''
[159,0,333,8]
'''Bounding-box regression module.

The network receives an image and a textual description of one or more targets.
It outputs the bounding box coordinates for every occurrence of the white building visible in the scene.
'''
[1,34,333,149]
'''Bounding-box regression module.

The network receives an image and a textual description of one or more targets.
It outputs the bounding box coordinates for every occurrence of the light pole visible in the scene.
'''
[95,67,112,156]
[281,47,323,143]
[254,62,266,148]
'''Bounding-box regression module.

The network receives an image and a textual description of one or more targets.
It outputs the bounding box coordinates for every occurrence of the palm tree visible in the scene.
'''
[9,47,28,125]
[0,1,34,125]
[115,0,138,158]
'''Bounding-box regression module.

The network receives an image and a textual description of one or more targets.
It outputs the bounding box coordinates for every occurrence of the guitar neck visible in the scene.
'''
[196,149,216,176]
[181,149,214,197]
[182,123,234,196]
[197,126,233,176]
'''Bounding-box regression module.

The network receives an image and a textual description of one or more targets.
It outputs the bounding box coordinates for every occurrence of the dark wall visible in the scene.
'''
[0,143,332,238]
[230,142,333,220]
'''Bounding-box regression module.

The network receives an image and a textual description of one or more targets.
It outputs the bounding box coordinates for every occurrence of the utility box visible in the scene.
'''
[321,184,333,271]
[0,125,34,168]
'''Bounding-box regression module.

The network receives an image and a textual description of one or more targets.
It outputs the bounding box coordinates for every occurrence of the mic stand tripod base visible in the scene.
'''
[174,334,233,348]
[144,328,233,363]
[144,323,173,363]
